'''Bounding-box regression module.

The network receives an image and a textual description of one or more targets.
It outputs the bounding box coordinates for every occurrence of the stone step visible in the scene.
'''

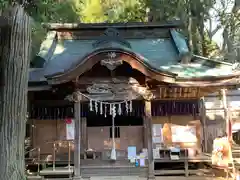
[27,176,43,180]
[90,176,143,180]
[82,167,148,178]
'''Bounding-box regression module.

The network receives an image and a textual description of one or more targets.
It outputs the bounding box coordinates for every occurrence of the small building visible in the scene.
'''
[205,90,240,146]
[27,22,240,179]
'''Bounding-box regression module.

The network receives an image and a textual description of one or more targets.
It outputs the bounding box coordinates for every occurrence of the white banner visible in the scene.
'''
[66,119,75,140]
[171,125,197,143]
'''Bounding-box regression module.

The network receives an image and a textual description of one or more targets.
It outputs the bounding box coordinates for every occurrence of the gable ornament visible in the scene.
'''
[100,52,123,71]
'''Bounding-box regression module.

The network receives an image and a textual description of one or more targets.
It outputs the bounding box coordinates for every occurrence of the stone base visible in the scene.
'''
[26,175,43,180]
[90,176,141,180]
[147,175,156,180]
[73,176,83,180]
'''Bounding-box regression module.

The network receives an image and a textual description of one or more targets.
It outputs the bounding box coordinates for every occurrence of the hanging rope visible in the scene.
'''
[67,91,134,161]
[72,90,133,104]
[67,91,133,116]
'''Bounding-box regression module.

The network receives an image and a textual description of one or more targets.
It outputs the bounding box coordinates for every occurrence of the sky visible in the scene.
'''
[205,0,235,48]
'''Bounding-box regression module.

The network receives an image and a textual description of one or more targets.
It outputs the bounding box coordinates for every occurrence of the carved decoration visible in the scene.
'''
[87,84,112,94]
[100,52,123,71]
[65,91,82,102]
[85,77,153,101]
[92,28,131,48]
[132,85,154,101]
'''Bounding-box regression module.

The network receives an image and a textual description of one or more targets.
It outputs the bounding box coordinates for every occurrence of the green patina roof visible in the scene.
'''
[161,56,235,78]
[29,25,238,83]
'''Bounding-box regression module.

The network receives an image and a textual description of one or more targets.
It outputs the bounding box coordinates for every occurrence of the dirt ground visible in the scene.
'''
[149,176,229,180]
[88,176,231,180]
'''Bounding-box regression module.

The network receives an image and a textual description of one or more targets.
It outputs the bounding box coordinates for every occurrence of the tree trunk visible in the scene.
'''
[0,4,31,180]
[187,1,193,52]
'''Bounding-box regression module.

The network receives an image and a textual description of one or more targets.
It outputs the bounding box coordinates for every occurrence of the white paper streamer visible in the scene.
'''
[95,101,98,113]
[125,101,129,113]
[118,104,122,115]
[100,102,103,115]
[90,99,93,111]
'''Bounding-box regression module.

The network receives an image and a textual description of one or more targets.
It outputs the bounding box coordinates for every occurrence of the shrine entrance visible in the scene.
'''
[86,114,144,160]
[27,22,240,180]
[61,52,153,178]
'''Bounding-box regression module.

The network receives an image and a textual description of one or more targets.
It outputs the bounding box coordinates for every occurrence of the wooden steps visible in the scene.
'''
[90,176,141,180]
[81,166,148,178]
[38,159,148,178]
[38,167,147,179]
[26,176,42,180]
[39,166,73,179]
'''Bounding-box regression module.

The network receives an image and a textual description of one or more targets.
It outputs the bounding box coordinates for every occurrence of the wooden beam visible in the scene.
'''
[155,86,199,99]
[75,77,140,85]
[32,100,72,106]
[28,86,51,91]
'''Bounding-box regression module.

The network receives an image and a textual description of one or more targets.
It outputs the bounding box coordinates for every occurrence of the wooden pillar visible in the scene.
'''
[144,100,155,180]
[81,117,87,151]
[74,100,81,179]
[221,89,231,140]
[143,117,148,148]
[199,98,208,152]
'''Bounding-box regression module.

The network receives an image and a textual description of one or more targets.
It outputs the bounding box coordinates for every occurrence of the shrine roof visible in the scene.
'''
[162,55,236,78]
[29,22,240,86]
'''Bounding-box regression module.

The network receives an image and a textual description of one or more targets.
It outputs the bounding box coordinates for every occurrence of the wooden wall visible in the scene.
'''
[32,119,69,156]
[31,115,202,157]
[88,126,143,152]
[31,119,143,157]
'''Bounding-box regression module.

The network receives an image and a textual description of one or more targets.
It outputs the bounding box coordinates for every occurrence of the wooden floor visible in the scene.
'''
[154,154,211,163]
[81,159,142,168]
[40,167,73,175]
[39,154,212,177]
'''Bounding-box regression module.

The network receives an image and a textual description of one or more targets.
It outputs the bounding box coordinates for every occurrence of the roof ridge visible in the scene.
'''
[193,55,233,66]
[42,21,183,30]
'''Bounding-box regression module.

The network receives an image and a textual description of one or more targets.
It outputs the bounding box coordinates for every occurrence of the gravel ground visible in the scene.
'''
[42,177,231,180]
[155,177,230,180]
[88,176,231,180]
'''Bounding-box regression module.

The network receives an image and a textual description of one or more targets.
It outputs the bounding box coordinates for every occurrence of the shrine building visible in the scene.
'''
[27,22,240,179]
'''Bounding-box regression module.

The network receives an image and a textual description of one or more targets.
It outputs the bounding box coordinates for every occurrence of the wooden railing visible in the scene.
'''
[25,147,41,175]
[25,140,74,175]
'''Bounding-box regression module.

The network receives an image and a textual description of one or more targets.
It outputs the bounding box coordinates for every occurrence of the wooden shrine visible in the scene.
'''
[26,22,240,179]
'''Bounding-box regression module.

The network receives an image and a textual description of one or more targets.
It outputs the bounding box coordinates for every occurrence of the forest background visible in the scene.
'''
[1,0,238,61]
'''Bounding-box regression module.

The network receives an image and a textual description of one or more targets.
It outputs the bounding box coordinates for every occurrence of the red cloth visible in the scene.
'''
[65,118,72,124]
